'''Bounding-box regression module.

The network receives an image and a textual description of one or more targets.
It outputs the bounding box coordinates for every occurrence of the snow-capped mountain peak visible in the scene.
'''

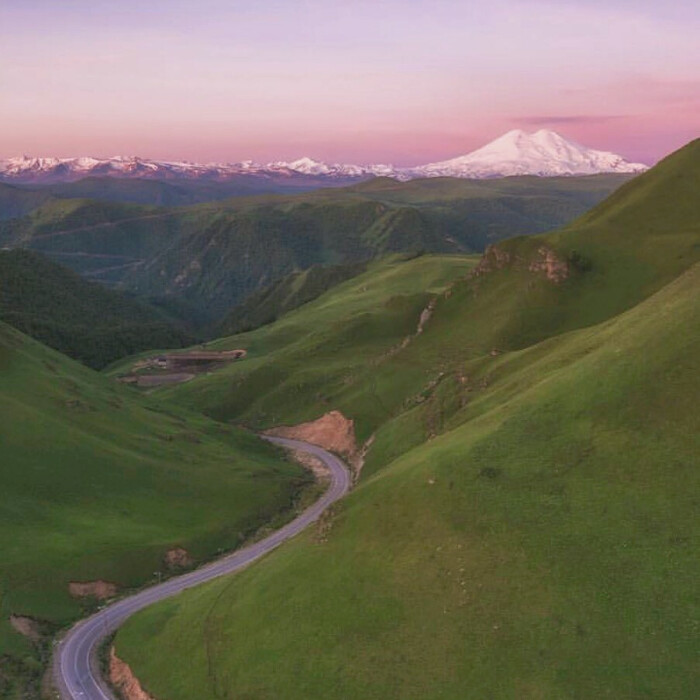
[0,130,648,184]
[414,129,648,178]
[278,157,334,175]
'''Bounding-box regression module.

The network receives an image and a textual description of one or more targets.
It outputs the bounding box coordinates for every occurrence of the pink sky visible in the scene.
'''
[1,1,698,165]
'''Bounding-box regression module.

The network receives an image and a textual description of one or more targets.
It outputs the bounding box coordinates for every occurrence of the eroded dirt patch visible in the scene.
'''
[9,615,42,642]
[265,410,358,461]
[265,410,374,481]
[68,580,118,600]
[109,647,156,700]
[164,547,193,570]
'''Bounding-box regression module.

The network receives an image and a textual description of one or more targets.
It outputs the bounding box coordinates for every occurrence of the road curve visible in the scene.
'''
[53,437,351,700]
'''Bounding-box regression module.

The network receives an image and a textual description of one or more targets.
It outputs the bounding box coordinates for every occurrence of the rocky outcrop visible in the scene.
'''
[470,245,513,278]
[471,243,569,283]
[68,580,118,600]
[528,246,569,283]
[109,647,156,700]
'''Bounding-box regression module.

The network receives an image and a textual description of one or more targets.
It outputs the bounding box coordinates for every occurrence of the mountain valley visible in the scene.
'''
[1,140,697,700]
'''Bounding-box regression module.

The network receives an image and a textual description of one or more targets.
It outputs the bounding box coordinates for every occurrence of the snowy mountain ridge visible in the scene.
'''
[0,130,648,184]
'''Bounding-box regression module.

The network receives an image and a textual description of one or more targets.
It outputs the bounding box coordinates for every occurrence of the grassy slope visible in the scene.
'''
[218,260,368,335]
[0,323,308,692]
[0,249,193,369]
[116,257,700,700]
[146,254,480,435]
[114,142,699,698]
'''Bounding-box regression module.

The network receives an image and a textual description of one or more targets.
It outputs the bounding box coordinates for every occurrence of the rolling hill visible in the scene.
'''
[0,174,631,322]
[111,140,700,698]
[0,322,309,698]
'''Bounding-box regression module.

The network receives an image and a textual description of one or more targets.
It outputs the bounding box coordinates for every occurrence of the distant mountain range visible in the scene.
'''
[0,130,648,184]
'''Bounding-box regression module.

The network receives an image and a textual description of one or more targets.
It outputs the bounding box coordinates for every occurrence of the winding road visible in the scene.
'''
[53,437,351,700]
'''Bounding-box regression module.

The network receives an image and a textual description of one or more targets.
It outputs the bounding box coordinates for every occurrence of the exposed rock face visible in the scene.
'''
[471,243,569,283]
[109,647,156,700]
[164,547,193,570]
[528,246,570,283]
[68,580,118,600]
[416,299,436,334]
[470,244,513,278]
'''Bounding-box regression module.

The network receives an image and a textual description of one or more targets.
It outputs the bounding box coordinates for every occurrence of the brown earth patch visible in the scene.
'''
[109,647,156,700]
[266,410,375,481]
[265,410,358,462]
[9,615,42,642]
[68,580,118,600]
[164,547,193,570]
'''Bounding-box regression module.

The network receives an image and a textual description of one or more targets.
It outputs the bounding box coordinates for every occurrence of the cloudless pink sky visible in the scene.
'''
[1,0,698,165]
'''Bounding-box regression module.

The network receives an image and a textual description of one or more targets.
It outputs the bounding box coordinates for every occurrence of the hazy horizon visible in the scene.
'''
[2,0,698,166]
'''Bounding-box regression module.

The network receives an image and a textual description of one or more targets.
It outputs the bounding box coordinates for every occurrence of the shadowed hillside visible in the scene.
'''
[0,249,193,368]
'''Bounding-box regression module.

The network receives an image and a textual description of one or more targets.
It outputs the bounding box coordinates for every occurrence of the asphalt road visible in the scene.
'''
[53,436,352,700]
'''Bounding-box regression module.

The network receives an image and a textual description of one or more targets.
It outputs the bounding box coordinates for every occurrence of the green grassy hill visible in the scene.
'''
[0,323,308,697]
[144,253,480,432]
[0,249,193,369]
[0,175,629,322]
[117,261,700,700]
[112,142,700,698]
[150,144,699,439]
